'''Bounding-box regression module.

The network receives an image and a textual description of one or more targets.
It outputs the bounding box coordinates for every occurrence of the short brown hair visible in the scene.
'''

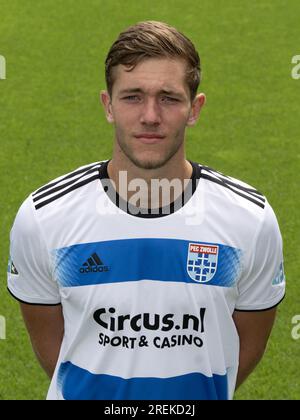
[105,21,201,101]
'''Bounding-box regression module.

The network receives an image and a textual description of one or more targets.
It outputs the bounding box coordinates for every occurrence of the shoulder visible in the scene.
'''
[31,161,106,211]
[199,163,266,213]
[197,163,282,242]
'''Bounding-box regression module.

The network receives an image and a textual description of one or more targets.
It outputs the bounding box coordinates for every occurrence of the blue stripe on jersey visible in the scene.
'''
[57,361,228,400]
[52,238,242,288]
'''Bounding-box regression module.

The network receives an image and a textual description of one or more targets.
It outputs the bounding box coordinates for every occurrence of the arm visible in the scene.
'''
[232,307,276,389]
[20,303,64,379]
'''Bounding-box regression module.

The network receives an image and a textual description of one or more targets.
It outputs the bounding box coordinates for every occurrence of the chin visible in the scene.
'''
[118,139,180,171]
[129,154,170,170]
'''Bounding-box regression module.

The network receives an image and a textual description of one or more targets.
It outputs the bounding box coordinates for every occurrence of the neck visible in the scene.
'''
[107,153,193,209]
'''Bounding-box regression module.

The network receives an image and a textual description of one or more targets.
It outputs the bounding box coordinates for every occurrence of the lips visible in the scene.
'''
[135,133,164,138]
[134,133,165,144]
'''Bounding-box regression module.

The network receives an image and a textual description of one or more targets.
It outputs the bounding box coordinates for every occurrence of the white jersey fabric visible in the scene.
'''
[7,161,285,400]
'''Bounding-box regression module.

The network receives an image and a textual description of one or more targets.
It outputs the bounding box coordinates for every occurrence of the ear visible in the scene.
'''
[100,90,114,123]
[187,93,206,127]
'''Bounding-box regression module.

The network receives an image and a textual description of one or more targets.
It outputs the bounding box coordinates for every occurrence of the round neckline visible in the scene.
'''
[98,160,201,218]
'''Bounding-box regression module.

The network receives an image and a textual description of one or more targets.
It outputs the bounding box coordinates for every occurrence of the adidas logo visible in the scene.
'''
[79,253,109,274]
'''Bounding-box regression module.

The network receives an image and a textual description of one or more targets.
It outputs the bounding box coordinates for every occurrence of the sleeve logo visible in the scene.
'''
[272,262,285,286]
[7,257,19,275]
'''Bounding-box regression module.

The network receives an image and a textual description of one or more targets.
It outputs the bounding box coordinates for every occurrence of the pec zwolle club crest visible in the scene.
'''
[187,243,219,283]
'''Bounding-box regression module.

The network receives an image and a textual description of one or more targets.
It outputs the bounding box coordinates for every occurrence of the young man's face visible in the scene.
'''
[101,57,205,170]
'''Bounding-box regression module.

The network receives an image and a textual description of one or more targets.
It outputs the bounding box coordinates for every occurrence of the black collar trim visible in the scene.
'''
[98,160,201,218]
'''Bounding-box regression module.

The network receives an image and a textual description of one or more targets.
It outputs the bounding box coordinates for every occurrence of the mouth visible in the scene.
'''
[134,133,166,145]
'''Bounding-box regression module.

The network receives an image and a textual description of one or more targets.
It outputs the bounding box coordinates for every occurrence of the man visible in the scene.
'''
[7,21,285,400]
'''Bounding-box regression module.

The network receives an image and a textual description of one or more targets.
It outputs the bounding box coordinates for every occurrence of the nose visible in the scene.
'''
[140,98,161,126]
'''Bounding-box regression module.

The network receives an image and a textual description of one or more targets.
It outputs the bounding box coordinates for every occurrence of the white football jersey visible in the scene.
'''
[7,160,285,400]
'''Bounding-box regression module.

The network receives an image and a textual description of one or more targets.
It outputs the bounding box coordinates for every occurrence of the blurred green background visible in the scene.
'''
[0,0,299,400]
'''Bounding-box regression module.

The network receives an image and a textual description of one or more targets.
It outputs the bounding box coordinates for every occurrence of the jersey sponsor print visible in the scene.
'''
[7,161,285,400]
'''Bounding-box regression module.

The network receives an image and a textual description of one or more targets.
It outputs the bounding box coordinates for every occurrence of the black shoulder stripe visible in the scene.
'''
[201,166,264,198]
[222,178,265,200]
[200,166,265,200]
[201,165,231,179]
[33,166,100,203]
[35,174,100,210]
[201,173,265,209]
[204,172,265,202]
[33,162,101,197]
[225,180,265,202]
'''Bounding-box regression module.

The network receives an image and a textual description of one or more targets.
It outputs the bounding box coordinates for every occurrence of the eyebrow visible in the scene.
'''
[118,88,185,98]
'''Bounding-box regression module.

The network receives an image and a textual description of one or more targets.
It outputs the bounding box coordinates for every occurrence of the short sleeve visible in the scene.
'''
[7,195,61,305]
[235,200,286,311]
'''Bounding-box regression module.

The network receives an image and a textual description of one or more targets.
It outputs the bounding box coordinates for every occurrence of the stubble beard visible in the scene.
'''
[115,133,185,170]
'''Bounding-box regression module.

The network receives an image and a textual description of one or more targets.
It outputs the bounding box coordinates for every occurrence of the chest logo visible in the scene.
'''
[187,243,219,283]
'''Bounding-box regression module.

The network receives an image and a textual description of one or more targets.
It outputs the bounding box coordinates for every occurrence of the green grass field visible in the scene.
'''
[0,0,299,400]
